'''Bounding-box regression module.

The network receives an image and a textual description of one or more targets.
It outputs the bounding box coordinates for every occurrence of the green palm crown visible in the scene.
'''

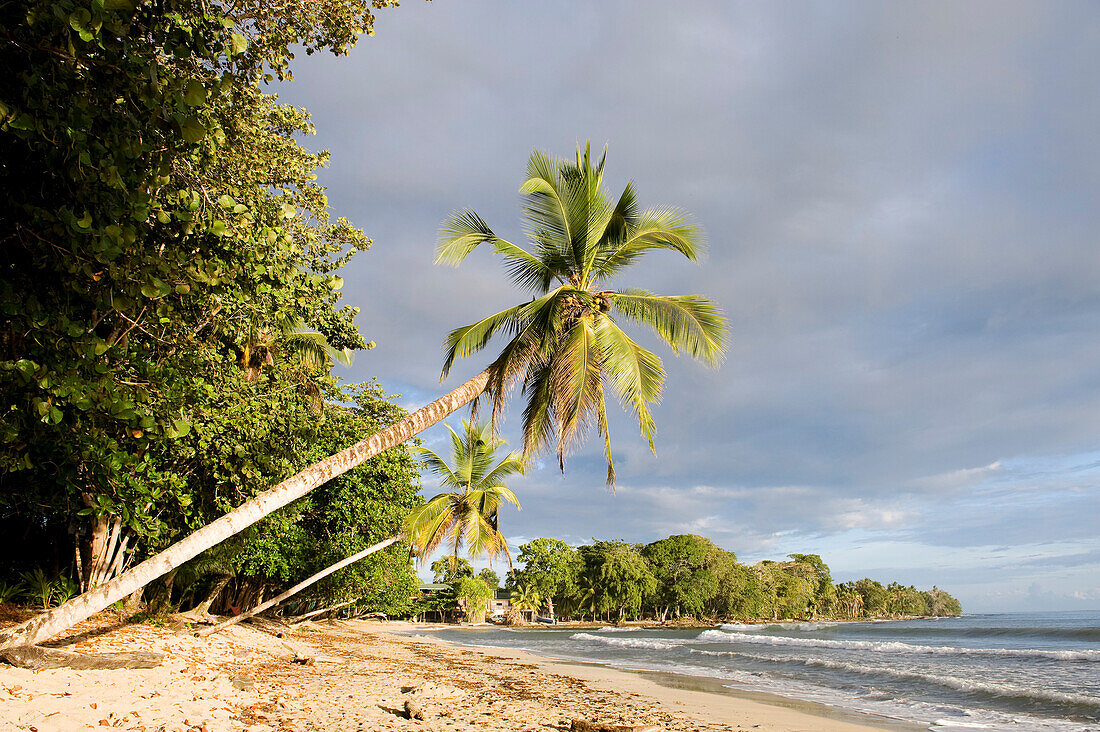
[437,143,729,486]
[405,420,525,568]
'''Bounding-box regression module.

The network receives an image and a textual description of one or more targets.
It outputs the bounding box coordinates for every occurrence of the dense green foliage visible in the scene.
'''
[477,568,500,590]
[200,383,423,616]
[507,534,961,622]
[0,0,426,618]
[452,575,493,622]
[431,557,474,584]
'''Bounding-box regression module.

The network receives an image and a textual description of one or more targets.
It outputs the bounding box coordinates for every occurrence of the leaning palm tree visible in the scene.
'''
[406,420,524,569]
[0,143,727,650]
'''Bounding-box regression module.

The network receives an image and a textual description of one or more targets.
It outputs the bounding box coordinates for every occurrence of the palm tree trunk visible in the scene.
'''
[198,536,400,636]
[0,369,490,650]
[289,599,356,624]
[192,574,232,616]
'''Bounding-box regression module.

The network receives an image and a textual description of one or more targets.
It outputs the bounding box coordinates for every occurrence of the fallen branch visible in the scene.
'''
[1,645,163,670]
[570,722,661,732]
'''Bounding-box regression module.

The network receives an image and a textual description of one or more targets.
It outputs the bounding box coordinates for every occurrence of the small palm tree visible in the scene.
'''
[511,584,541,616]
[405,420,525,568]
[236,312,355,383]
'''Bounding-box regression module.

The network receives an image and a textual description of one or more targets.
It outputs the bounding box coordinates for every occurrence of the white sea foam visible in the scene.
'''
[596,626,640,633]
[930,721,994,729]
[693,649,1100,709]
[695,629,1100,661]
[570,632,680,651]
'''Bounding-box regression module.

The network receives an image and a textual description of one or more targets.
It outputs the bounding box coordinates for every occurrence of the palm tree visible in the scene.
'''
[437,143,727,483]
[0,144,728,650]
[510,584,541,619]
[235,311,355,383]
[405,420,524,569]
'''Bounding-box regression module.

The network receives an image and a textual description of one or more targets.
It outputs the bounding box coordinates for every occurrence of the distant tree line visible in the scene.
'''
[497,535,961,622]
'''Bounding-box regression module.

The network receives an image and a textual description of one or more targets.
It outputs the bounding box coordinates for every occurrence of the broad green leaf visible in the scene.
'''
[9,114,34,131]
[68,9,91,32]
[140,278,171,298]
[184,80,207,107]
[230,33,248,56]
[181,117,206,143]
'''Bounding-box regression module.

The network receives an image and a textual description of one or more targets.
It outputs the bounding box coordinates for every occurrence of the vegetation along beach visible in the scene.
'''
[3,1,1098,731]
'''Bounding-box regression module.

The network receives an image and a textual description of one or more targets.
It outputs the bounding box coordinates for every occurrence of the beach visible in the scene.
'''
[0,614,903,732]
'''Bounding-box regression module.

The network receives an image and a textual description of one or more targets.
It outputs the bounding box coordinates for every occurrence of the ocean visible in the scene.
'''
[416,611,1100,730]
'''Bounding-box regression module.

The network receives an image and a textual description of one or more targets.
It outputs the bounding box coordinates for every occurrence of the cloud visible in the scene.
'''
[282,1,1100,610]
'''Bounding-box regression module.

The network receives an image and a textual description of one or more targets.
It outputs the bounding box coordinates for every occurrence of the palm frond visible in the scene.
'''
[592,315,664,452]
[520,151,573,277]
[482,288,565,425]
[436,209,496,265]
[595,385,615,488]
[438,209,553,291]
[481,452,527,488]
[609,290,727,366]
[519,358,556,462]
[413,445,461,488]
[549,315,603,465]
[592,207,704,281]
[440,298,537,380]
[602,181,638,248]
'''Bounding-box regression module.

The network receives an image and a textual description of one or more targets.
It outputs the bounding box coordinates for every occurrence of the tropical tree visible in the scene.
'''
[437,143,727,484]
[431,557,474,584]
[453,575,493,622]
[510,584,541,618]
[478,568,500,590]
[0,145,727,649]
[642,534,718,620]
[509,537,582,620]
[405,420,525,568]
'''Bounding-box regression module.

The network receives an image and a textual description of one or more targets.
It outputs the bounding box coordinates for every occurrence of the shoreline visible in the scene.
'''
[0,613,920,731]
[397,621,925,732]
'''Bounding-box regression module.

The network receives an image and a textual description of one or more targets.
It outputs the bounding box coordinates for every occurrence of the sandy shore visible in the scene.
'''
[0,614,915,731]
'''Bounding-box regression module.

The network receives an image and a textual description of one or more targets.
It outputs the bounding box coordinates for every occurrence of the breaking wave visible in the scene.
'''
[570,632,681,651]
[696,629,1100,661]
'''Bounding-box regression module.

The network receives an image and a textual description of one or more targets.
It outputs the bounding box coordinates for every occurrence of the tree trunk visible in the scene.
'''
[289,599,356,624]
[0,370,490,649]
[193,575,232,616]
[198,536,400,636]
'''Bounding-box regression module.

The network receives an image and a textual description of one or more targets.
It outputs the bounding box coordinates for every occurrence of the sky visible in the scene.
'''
[276,1,1100,613]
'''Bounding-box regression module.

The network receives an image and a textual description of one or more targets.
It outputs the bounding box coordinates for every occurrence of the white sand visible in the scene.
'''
[0,615,914,731]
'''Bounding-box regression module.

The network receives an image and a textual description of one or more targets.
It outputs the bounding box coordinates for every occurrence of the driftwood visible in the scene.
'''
[403,700,426,720]
[1,644,163,670]
[570,722,661,732]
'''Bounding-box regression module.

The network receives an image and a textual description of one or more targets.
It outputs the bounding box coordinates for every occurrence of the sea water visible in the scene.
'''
[416,611,1100,730]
